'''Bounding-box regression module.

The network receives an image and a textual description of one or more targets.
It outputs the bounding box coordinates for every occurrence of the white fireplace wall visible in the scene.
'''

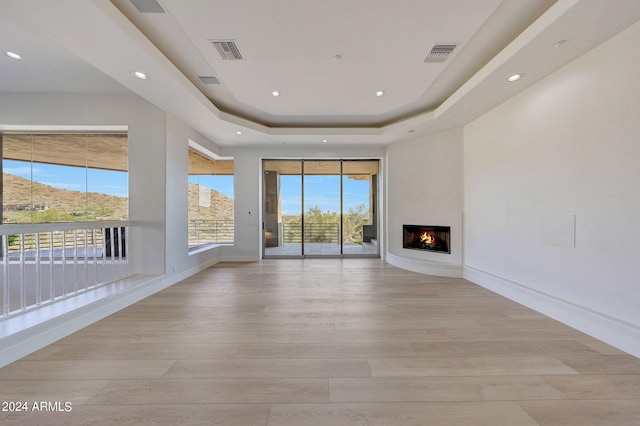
[463,20,640,356]
[385,127,463,276]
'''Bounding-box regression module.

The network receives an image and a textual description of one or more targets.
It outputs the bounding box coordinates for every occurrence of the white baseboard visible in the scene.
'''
[464,265,640,358]
[0,257,223,368]
[220,255,260,262]
[386,252,463,277]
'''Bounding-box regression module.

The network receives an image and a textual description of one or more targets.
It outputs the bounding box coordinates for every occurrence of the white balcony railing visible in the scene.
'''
[0,221,130,318]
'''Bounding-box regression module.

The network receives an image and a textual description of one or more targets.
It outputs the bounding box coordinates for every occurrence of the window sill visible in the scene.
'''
[188,243,233,256]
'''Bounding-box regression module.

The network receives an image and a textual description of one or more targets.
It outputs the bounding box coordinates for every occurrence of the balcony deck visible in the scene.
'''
[265,241,378,256]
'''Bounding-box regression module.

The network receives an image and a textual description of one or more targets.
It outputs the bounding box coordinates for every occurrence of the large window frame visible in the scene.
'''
[187,141,234,252]
[1,132,129,225]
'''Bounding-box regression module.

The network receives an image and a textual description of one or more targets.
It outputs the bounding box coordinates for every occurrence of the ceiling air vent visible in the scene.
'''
[130,0,165,13]
[210,40,243,60]
[199,76,221,85]
[423,44,457,63]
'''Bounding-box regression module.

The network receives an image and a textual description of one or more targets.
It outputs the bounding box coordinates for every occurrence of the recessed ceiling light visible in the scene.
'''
[5,51,22,60]
[236,131,242,135]
[132,71,148,80]
[554,39,567,48]
[271,91,280,97]
[375,91,385,97]
[507,73,524,82]
[322,139,328,143]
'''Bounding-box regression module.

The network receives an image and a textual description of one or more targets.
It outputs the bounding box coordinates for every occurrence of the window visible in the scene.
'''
[1,133,128,224]
[187,146,234,250]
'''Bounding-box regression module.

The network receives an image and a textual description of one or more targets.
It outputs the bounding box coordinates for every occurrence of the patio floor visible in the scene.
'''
[264,241,378,257]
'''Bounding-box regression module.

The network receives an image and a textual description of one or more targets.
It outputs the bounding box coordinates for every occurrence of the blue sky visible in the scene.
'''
[281,174,369,215]
[3,160,128,198]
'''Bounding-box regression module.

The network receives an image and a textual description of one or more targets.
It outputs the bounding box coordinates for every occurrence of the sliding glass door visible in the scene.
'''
[342,161,378,255]
[263,160,302,256]
[303,161,341,256]
[263,159,379,258]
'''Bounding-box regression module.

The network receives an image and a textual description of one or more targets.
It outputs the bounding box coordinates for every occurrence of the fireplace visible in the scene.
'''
[403,225,450,254]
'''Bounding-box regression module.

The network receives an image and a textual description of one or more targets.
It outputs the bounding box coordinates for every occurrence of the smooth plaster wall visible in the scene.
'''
[222,145,385,260]
[165,113,224,272]
[464,21,640,354]
[385,128,464,270]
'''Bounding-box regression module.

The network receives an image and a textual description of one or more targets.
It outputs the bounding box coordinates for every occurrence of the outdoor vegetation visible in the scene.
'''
[2,173,128,224]
[282,203,369,244]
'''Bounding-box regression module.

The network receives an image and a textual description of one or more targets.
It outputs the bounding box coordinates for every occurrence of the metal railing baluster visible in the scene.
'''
[19,234,25,311]
[2,234,9,317]
[35,232,41,306]
[49,231,55,301]
[0,222,131,319]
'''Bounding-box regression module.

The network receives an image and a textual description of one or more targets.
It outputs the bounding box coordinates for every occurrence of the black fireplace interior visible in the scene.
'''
[403,225,450,254]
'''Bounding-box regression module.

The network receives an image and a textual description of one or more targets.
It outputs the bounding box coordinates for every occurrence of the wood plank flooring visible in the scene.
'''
[1,259,639,425]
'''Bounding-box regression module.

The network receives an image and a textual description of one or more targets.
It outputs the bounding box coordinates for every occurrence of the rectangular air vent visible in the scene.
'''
[210,40,243,60]
[130,0,165,13]
[199,76,221,85]
[423,44,457,63]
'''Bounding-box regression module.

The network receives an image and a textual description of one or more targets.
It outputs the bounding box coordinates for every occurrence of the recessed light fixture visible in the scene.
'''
[236,131,242,135]
[507,73,524,82]
[271,91,280,97]
[5,51,22,60]
[322,139,328,143]
[554,39,567,48]
[375,91,385,97]
[132,71,148,80]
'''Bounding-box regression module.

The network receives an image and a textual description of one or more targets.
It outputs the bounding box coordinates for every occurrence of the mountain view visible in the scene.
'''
[2,174,234,223]
[187,182,234,221]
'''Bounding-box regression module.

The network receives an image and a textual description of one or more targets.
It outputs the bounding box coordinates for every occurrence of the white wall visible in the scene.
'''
[221,145,385,260]
[463,21,640,356]
[385,128,464,276]
[165,113,224,273]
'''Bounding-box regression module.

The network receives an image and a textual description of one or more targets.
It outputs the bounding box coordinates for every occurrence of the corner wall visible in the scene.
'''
[463,21,640,356]
[385,128,464,276]
[165,114,223,272]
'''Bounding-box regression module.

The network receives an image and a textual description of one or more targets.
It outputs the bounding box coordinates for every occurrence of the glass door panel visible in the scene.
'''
[342,160,379,256]
[303,161,341,256]
[263,160,302,257]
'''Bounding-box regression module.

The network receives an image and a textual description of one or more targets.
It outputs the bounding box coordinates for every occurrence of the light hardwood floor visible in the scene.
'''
[1,259,639,425]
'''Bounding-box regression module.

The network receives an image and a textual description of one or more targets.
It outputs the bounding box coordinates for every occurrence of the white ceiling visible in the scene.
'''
[2,0,640,147]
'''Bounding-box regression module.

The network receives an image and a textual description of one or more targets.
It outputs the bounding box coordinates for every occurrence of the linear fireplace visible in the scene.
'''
[403,225,450,254]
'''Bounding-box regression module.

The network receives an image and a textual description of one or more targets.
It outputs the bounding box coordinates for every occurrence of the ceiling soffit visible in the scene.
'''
[110,0,553,128]
[5,1,640,146]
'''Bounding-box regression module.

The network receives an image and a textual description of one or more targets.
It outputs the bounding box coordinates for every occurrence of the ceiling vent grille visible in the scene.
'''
[199,76,221,85]
[424,44,457,63]
[210,40,243,60]
[130,0,165,13]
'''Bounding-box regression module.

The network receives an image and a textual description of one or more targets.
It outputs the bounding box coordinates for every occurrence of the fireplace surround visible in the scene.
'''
[403,225,450,254]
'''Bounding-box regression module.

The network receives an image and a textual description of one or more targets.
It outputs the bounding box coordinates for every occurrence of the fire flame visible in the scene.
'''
[420,231,435,244]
